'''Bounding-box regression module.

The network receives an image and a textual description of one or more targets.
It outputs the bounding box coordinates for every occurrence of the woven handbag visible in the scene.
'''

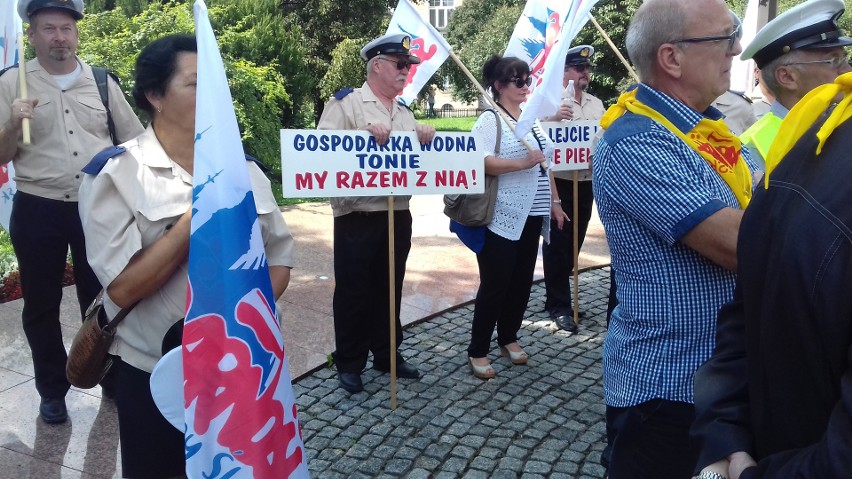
[443,109,501,227]
[66,291,136,389]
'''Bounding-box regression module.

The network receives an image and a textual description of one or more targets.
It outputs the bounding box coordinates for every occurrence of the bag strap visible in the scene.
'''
[92,289,139,334]
[490,109,501,155]
[91,67,118,145]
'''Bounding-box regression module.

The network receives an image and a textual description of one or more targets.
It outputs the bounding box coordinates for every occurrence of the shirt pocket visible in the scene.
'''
[30,99,56,143]
[74,93,111,139]
[135,176,190,248]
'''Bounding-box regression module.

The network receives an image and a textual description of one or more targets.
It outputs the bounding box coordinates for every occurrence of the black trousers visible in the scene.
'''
[542,178,594,315]
[9,192,101,399]
[114,359,185,478]
[468,216,543,358]
[332,210,412,373]
[606,399,698,479]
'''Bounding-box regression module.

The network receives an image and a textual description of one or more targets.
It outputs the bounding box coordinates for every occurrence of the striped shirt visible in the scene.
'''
[593,84,757,407]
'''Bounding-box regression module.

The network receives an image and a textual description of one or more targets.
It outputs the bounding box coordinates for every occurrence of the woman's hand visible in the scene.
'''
[524,150,546,170]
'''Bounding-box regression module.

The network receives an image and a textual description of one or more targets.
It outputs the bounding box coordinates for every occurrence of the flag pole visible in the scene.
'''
[572,171,580,328]
[589,15,640,84]
[387,196,398,410]
[16,32,30,145]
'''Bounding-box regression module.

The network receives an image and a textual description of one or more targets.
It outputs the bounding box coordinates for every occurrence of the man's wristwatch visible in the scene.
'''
[697,471,727,479]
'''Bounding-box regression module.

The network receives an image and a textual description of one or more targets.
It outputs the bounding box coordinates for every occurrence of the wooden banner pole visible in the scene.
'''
[589,15,641,84]
[572,172,580,327]
[387,196,398,410]
[17,32,30,145]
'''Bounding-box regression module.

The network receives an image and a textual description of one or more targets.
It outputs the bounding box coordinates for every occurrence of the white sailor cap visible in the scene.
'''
[360,33,421,64]
[742,0,852,69]
[18,0,84,22]
[565,45,595,66]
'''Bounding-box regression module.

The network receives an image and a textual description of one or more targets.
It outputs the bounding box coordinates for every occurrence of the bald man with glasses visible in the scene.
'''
[739,0,852,172]
[592,0,759,476]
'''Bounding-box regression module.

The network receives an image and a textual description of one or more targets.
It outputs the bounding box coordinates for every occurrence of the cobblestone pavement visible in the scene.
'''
[294,267,611,479]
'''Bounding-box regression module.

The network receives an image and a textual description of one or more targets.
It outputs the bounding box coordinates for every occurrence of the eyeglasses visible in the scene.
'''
[672,23,742,53]
[378,57,413,70]
[783,57,850,71]
[565,64,594,73]
[507,76,533,88]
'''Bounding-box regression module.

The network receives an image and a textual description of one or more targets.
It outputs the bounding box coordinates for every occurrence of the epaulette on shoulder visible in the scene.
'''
[0,66,16,78]
[333,87,354,100]
[82,146,126,175]
[245,153,269,173]
[397,98,412,111]
[730,89,753,104]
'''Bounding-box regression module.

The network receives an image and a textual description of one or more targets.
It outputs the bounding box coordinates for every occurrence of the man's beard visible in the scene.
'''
[49,47,73,62]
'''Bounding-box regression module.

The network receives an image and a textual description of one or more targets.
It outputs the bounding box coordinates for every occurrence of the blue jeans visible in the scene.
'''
[606,399,698,479]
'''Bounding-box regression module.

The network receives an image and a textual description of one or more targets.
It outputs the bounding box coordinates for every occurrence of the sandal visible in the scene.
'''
[468,357,496,379]
[499,344,529,365]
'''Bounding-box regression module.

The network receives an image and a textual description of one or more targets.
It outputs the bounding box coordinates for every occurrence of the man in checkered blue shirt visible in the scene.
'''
[592,0,759,477]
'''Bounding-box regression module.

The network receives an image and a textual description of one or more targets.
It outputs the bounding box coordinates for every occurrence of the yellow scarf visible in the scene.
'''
[601,89,752,208]
[763,71,852,188]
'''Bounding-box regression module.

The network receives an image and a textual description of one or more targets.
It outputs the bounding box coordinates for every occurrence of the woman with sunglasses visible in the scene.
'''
[465,54,565,379]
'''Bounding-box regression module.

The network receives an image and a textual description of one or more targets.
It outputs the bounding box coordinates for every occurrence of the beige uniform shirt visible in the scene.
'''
[554,90,605,181]
[0,58,144,201]
[78,127,294,372]
[713,90,757,136]
[316,82,418,217]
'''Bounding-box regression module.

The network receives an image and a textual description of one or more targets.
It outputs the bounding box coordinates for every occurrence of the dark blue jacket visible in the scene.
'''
[692,112,852,477]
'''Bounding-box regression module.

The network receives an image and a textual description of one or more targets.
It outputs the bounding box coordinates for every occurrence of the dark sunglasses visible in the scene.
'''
[508,76,533,88]
[378,57,413,70]
[672,23,742,53]
[565,63,594,73]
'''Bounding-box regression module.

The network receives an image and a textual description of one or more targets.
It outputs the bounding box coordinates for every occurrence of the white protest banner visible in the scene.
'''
[542,120,599,172]
[281,130,483,198]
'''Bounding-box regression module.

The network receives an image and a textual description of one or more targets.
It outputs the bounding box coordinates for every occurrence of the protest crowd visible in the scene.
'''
[1,0,851,477]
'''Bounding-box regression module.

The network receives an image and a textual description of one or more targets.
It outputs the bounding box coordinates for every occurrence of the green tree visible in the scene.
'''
[572,0,642,106]
[78,1,294,191]
[282,0,395,123]
[321,38,369,100]
[443,0,523,104]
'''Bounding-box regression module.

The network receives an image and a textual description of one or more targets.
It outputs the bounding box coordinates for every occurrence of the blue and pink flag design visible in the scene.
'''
[0,0,20,231]
[504,0,600,138]
[181,1,309,477]
[386,0,452,107]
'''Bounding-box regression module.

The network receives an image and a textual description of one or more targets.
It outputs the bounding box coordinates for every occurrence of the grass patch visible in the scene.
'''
[419,116,477,132]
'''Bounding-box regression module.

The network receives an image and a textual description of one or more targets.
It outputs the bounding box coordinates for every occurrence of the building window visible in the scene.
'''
[429,0,455,32]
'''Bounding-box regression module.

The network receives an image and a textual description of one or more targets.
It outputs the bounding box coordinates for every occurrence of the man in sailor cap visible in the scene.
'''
[542,44,605,333]
[316,33,435,394]
[740,0,852,170]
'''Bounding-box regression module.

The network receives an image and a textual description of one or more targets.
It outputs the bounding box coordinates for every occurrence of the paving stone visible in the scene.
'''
[296,271,612,478]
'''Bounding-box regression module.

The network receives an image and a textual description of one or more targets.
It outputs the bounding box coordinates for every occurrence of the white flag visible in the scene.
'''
[156,2,311,477]
[730,0,759,95]
[0,0,21,231]
[386,0,452,106]
[505,0,600,138]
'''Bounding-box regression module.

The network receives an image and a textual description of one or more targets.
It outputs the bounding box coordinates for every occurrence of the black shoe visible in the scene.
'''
[338,372,364,393]
[554,315,579,334]
[39,397,68,424]
[373,360,421,379]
